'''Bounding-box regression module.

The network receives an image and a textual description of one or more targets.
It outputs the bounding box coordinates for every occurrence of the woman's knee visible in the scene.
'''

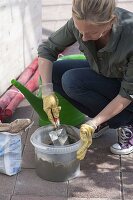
[62,68,95,98]
[52,59,89,84]
[61,69,77,97]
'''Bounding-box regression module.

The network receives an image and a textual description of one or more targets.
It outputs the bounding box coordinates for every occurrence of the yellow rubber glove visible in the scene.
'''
[40,83,61,126]
[77,121,97,160]
[42,93,61,125]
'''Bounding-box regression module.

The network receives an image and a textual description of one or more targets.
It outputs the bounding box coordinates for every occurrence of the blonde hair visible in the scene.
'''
[72,0,116,24]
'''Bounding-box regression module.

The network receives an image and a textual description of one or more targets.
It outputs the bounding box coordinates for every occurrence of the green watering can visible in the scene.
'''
[11,54,86,126]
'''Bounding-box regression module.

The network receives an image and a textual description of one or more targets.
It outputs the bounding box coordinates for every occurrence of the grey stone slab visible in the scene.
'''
[91,129,118,149]
[0,173,16,194]
[80,129,120,172]
[21,120,35,150]
[42,4,71,21]
[42,0,71,40]
[0,194,11,200]
[25,125,39,151]
[21,129,30,148]
[22,146,35,169]
[68,171,121,199]
[14,169,67,197]
[80,147,120,172]
[31,111,39,126]
[122,172,133,199]
[42,0,72,6]
[11,195,67,200]
[8,106,33,122]
[18,99,31,108]
[117,1,133,12]
[121,154,133,172]
[68,198,121,200]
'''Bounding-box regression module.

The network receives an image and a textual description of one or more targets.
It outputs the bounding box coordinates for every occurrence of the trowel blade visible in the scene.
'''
[49,128,68,146]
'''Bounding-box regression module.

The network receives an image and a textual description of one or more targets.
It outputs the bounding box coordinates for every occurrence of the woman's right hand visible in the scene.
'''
[42,93,61,126]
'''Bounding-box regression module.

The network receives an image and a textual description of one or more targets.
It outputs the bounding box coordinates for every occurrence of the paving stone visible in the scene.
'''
[80,129,120,172]
[0,194,11,200]
[68,171,121,199]
[42,0,72,6]
[22,126,38,168]
[68,198,121,200]
[25,125,39,151]
[11,195,67,200]
[31,111,40,126]
[14,169,67,197]
[80,147,120,172]
[8,106,33,122]
[18,99,31,108]
[42,4,71,21]
[121,154,133,172]
[122,172,133,199]
[118,0,133,12]
[42,0,71,40]
[0,173,16,194]
[91,129,118,149]
[21,129,30,149]
[22,146,35,169]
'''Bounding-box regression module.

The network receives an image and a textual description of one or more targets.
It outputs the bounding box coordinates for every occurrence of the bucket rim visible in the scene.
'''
[30,126,82,154]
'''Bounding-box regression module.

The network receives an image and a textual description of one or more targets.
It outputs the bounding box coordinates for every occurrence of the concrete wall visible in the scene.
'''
[0,0,42,95]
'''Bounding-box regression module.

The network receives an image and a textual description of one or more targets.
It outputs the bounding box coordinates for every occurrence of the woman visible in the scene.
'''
[38,0,133,160]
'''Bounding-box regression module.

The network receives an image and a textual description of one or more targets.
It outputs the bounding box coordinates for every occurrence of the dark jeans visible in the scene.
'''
[52,60,133,128]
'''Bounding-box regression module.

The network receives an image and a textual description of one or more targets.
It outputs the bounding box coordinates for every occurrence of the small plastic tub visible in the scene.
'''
[30,125,81,182]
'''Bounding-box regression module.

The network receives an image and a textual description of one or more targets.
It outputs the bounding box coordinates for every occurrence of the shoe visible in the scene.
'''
[92,122,109,139]
[110,125,133,155]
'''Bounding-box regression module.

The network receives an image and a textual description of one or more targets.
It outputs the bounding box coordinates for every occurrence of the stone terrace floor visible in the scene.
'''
[2,99,133,200]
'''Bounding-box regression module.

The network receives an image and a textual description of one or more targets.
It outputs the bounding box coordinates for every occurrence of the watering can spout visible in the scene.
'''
[11,79,47,120]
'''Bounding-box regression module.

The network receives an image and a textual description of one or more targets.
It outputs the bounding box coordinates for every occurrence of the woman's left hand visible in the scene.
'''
[77,121,97,160]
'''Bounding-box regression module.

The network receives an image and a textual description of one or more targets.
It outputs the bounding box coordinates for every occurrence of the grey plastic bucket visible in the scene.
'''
[30,125,81,182]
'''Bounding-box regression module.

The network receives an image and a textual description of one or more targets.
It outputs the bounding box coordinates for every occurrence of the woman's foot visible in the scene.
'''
[110,125,133,155]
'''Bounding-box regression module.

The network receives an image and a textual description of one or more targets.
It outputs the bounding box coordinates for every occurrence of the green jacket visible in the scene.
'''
[38,7,133,100]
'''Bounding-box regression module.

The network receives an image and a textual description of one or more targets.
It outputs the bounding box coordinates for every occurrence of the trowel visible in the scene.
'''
[49,117,69,146]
